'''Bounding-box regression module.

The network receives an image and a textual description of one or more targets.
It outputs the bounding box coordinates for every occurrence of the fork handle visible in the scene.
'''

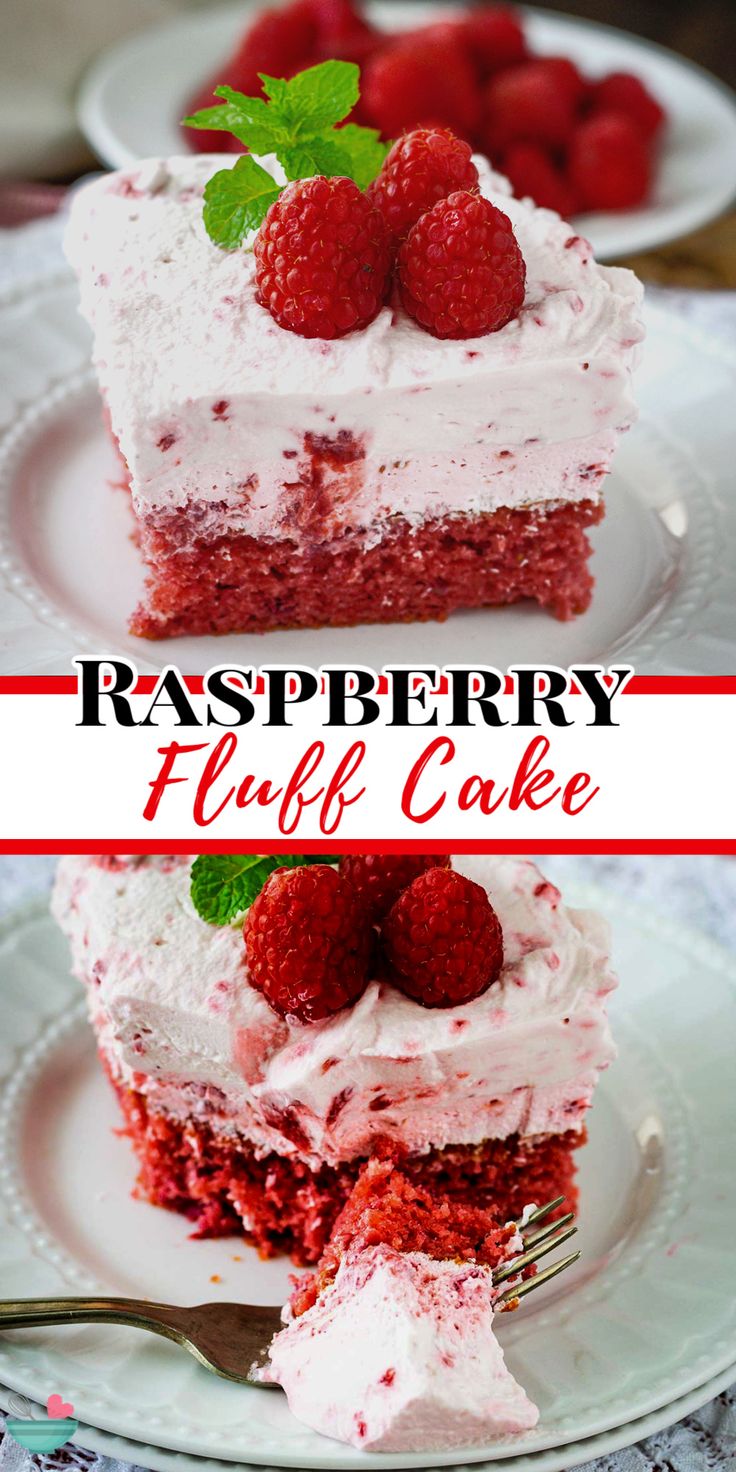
[0,1296,182,1337]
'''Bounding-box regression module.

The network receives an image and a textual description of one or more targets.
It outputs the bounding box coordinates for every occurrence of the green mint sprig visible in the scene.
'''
[202,156,282,250]
[183,59,390,249]
[191,854,341,926]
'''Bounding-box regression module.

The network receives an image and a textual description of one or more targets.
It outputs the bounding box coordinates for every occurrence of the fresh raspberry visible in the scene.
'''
[589,72,666,140]
[382,867,504,1008]
[503,140,578,218]
[254,176,392,339]
[309,0,380,66]
[339,853,450,923]
[535,55,589,108]
[362,29,482,141]
[186,0,318,151]
[482,60,577,154]
[462,6,528,78]
[230,0,317,95]
[367,128,479,242]
[568,112,652,211]
[398,190,526,339]
[243,865,370,1022]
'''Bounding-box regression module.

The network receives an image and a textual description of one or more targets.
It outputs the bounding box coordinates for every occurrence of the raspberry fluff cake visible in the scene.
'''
[64,64,643,638]
[52,853,616,1266]
[261,1160,539,1451]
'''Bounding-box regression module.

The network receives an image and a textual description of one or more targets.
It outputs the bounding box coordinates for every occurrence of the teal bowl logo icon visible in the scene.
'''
[6,1395,78,1453]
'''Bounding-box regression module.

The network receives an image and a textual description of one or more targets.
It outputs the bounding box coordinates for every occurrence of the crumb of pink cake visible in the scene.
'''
[290,1158,518,1316]
[262,1162,539,1451]
[266,1242,539,1450]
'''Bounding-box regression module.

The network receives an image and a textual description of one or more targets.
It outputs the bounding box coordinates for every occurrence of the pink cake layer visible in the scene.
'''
[111,1067,582,1264]
[131,498,604,636]
[104,415,606,633]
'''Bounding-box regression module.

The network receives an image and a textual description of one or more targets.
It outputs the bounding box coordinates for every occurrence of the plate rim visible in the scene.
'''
[0,888,735,1468]
[1,1359,735,1472]
[75,0,736,260]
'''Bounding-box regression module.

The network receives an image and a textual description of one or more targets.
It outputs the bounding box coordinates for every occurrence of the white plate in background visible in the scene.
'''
[77,1,736,261]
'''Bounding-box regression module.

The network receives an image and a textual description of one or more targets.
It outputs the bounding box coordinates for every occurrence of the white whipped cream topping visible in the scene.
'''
[52,855,616,1167]
[263,1242,538,1450]
[64,154,643,538]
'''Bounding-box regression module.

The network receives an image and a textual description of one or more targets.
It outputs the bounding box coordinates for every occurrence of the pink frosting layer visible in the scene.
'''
[64,153,642,541]
[52,854,616,1167]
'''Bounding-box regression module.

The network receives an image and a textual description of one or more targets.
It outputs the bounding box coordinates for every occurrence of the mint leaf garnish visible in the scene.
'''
[332,124,390,190]
[191,854,341,925]
[261,59,359,133]
[183,87,277,153]
[279,136,353,183]
[183,59,390,248]
[202,155,282,248]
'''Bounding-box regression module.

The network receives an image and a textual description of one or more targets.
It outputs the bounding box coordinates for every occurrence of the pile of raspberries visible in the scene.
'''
[189,0,666,221]
[253,126,527,339]
[243,854,505,1022]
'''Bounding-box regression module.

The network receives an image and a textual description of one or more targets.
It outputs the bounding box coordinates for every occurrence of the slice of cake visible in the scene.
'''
[64,125,642,637]
[52,853,616,1263]
[260,1159,539,1451]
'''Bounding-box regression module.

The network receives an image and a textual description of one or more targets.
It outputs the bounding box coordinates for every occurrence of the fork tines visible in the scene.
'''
[497,1196,580,1309]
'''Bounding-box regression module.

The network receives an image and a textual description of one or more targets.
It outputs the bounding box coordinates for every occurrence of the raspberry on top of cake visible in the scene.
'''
[64,62,643,638]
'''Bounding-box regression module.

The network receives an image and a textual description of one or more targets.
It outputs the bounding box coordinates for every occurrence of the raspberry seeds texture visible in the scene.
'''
[243,864,371,1021]
[254,175,392,339]
[398,190,526,339]
[339,853,450,923]
[382,867,505,1007]
[368,127,480,242]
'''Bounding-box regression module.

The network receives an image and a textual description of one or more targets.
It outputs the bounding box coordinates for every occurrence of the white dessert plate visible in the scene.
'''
[76,1,736,262]
[0,887,735,1469]
[1,273,735,676]
[1,1360,735,1472]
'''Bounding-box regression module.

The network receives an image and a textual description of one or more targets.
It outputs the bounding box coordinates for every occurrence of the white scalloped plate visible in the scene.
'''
[76,1,736,263]
[1,1360,735,1472]
[0,886,735,1469]
[1,273,735,676]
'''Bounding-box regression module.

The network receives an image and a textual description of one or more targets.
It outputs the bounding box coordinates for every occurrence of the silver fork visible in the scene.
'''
[0,1197,578,1384]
